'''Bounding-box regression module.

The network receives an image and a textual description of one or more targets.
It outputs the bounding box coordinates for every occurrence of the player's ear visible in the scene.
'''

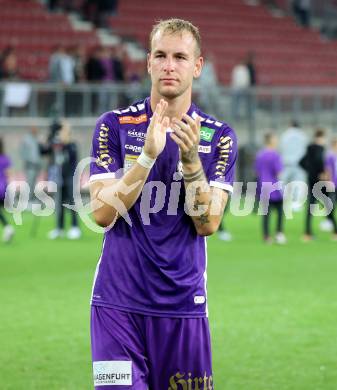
[147,53,152,74]
[193,56,204,79]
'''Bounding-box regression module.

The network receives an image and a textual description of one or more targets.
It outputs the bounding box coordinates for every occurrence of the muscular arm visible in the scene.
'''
[184,163,228,235]
[90,99,169,228]
[171,114,229,236]
[89,162,152,227]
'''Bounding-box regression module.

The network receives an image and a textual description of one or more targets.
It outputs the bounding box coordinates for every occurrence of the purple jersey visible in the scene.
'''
[89,97,237,317]
[255,148,283,202]
[325,152,337,186]
[0,154,10,200]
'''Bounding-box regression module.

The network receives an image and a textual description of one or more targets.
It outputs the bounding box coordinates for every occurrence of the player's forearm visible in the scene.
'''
[183,161,222,236]
[92,162,151,227]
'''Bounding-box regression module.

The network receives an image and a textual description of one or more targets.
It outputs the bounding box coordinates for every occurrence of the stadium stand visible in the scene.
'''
[1,0,337,86]
[0,0,99,81]
[108,0,337,86]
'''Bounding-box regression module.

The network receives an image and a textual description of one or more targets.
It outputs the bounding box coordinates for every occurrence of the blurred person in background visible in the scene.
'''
[111,45,125,82]
[255,133,286,244]
[196,54,220,116]
[0,46,19,80]
[323,137,337,240]
[85,47,105,114]
[280,120,307,211]
[85,47,105,82]
[98,46,115,112]
[0,137,15,243]
[20,126,42,207]
[47,121,81,240]
[72,45,87,83]
[300,128,326,242]
[83,0,118,28]
[230,57,251,121]
[49,45,75,85]
[246,51,257,87]
[292,0,311,27]
[217,208,232,242]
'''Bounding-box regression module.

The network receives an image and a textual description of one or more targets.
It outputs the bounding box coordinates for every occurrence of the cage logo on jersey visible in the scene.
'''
[168,371,213,390]
[215,136,233,177]
[198,145,212,154]
[124,154,138,172]
[119,114,147,125]
[200,127,215,142]
[127,129,146,142]
[93,360,132,386]
[125,144,142,154]
[96,123,114,168]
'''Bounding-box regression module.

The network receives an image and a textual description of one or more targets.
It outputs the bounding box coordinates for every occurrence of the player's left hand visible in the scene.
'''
[170,114,201,164]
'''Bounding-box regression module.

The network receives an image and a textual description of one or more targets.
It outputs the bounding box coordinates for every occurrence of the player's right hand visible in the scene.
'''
[143,99,169,159]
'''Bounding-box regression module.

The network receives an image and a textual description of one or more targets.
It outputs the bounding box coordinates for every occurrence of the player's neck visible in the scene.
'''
[150,91,192,120]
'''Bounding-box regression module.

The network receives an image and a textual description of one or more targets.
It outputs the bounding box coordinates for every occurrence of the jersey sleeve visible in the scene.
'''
[207,125,237,193]
[89,112,123,182]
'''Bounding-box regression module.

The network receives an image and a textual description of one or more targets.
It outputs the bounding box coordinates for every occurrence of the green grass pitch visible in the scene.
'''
[1,210,337,389]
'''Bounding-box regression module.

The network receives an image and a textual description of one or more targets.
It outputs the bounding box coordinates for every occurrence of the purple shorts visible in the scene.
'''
[91,305,213,389]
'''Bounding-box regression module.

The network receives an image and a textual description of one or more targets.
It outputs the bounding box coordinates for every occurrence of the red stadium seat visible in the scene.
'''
[108,0,337,86]
[0,0,99,81]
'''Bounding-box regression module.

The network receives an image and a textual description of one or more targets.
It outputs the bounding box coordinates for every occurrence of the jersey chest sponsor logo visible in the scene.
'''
[127,129,146,143]
[125,144,142,153]
[200,126,215,142]
[93,361,132,386]
[198,145,212,154]
[119,114,147,125]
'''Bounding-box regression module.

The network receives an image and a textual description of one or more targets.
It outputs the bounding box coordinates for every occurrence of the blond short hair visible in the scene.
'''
[149,18,201,56]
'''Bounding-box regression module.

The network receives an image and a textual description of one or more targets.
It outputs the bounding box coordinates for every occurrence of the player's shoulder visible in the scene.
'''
[105,98,148,126]
[94,99,149,138]
[193,105,236,144]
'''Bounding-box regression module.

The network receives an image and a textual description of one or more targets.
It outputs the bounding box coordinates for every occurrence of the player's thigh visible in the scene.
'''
[91,305,149,390]
[147,317,213,390]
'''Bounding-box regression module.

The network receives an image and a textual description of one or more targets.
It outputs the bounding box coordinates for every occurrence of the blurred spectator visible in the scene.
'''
[20,127,42,206]
[300,128,326,241]
[49,46,75,85]
[47,0,60,11]
[47,121,81,240]
[111,45,125,82]
[246,52,257,87]
[255,133,286,244]
[197,55,220,116]
[83,0,118,27]
[230,58,251,120]
[100,47,114,82]
[98,0,118,27]
[292,0,311,27]
[0,46,19,80]
[323,137,337,239]
[85,47,106,113]
[72,45,87,82]
[280,120,307,211]
[0,137,15,243]
[85,47,105,82]
[217,207,232,242]
[98,46,114,112]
